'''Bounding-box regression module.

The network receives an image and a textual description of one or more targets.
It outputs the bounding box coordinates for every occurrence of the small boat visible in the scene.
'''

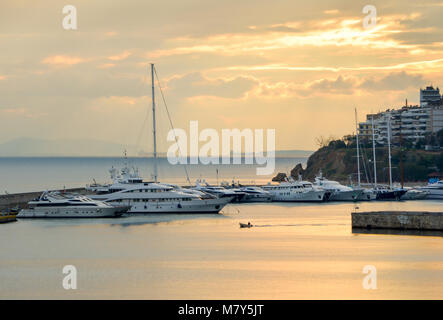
[239,222,253,228]
[417,180,443,200]
[0,210,18,224]
[400,188,429,200]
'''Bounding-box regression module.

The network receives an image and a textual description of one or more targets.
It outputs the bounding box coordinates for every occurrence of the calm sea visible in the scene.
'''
[1,157,443,299]
[0,157,305,194]
[1,200,443,299]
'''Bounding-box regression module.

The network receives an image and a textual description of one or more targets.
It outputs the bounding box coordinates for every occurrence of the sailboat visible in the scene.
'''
[88,64,233,213]
[371,114,407,200]
[354,108,377,201]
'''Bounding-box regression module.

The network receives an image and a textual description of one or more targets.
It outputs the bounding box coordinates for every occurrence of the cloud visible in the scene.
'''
[166,72,258,99]
[97,63,116,69]
[108,50,132,61]
[359,71,425,91]
[41,55,86,67]
[308,76,356,94]
[324,9,339,15]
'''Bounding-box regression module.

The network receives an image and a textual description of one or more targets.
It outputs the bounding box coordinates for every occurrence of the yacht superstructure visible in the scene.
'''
[193,179,243,201]
[238,186,272,202]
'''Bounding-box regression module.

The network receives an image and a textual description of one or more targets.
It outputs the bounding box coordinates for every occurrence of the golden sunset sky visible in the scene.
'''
[1,0,442,152]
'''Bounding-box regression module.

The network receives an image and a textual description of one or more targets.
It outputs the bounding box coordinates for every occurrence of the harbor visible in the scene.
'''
[2,199,443,299]
[2,0,443,304]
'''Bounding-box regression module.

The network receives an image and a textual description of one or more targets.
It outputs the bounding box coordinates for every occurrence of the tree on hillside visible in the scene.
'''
[315,135,336,148]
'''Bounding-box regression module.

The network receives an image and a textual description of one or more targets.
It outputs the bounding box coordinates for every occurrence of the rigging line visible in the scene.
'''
[134,107,150,157]
[153,66,191,185]
[124,72,149,156]
[359,140,371,185]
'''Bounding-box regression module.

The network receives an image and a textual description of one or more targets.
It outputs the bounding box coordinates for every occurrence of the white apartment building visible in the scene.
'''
[358,86,443,145]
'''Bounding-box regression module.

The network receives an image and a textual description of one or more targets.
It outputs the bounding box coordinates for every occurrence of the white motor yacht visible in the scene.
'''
[417,180,443,200]
[400,188,429,200]
[314,170,363,201]
[17,192,128,218]
[91,182,232,214]
[262,177,326,202]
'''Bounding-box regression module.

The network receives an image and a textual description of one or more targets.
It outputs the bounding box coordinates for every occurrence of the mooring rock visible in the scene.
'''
[290,163,305,179]
[272,172,287,182]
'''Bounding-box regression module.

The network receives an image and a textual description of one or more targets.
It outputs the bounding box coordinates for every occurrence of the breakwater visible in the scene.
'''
[352,211,443,231]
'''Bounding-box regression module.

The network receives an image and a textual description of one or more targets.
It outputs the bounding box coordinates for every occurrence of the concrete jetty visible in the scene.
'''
[352,211,443,231]
[0,188,87,210]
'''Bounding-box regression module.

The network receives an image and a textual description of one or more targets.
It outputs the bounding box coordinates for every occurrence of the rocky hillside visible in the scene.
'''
[273,140,443,184]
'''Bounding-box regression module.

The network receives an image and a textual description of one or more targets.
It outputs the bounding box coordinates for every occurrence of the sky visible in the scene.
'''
[0,0,442,153]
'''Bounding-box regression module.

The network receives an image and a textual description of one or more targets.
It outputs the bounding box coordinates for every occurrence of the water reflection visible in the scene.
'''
[353,227,443,237]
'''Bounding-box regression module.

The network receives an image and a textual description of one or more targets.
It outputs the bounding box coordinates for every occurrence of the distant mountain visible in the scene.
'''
[0,137,314,157]
[0,137,136,157]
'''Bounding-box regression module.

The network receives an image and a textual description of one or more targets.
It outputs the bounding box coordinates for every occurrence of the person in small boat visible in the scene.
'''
[248,222,251,227]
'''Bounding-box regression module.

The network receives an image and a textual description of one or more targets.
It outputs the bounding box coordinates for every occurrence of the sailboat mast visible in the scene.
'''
[371,115,377,188]
[151,63,158,183]
[355,108,361,188]
[387,115,392,189]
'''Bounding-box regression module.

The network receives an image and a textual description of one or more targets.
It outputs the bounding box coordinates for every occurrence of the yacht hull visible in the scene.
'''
[356,189,377,201]
[17,206,127,218]
[238,194,272,203]
[417,188,443,200]
[122,197,232,214]
[270,190,326,202]
[375,189,407,200]
[400,190,429,200]
[329,189,363,201]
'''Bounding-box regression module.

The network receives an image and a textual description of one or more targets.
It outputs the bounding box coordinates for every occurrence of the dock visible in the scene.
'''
[352,211,443,231]
[0,188,87,210]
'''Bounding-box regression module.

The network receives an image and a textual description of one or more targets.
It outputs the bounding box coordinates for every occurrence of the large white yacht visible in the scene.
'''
[262,177,326,202]
[314,171,363,201]
[87,64,233,214]
[418,180,443,200]
[90,182,232,213]
[17,192,128,218]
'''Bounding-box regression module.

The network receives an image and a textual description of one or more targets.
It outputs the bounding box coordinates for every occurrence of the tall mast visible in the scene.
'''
[355,108,361,188]
[151,63,158,182]
[371,115,377,188]
[387,114,392,189]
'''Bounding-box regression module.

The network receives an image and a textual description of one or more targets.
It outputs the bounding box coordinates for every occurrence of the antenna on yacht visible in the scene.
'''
[151,63,158,183]
[355,108,361,188]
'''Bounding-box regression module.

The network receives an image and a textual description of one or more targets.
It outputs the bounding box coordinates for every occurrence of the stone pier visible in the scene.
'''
[352,211,443,231]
